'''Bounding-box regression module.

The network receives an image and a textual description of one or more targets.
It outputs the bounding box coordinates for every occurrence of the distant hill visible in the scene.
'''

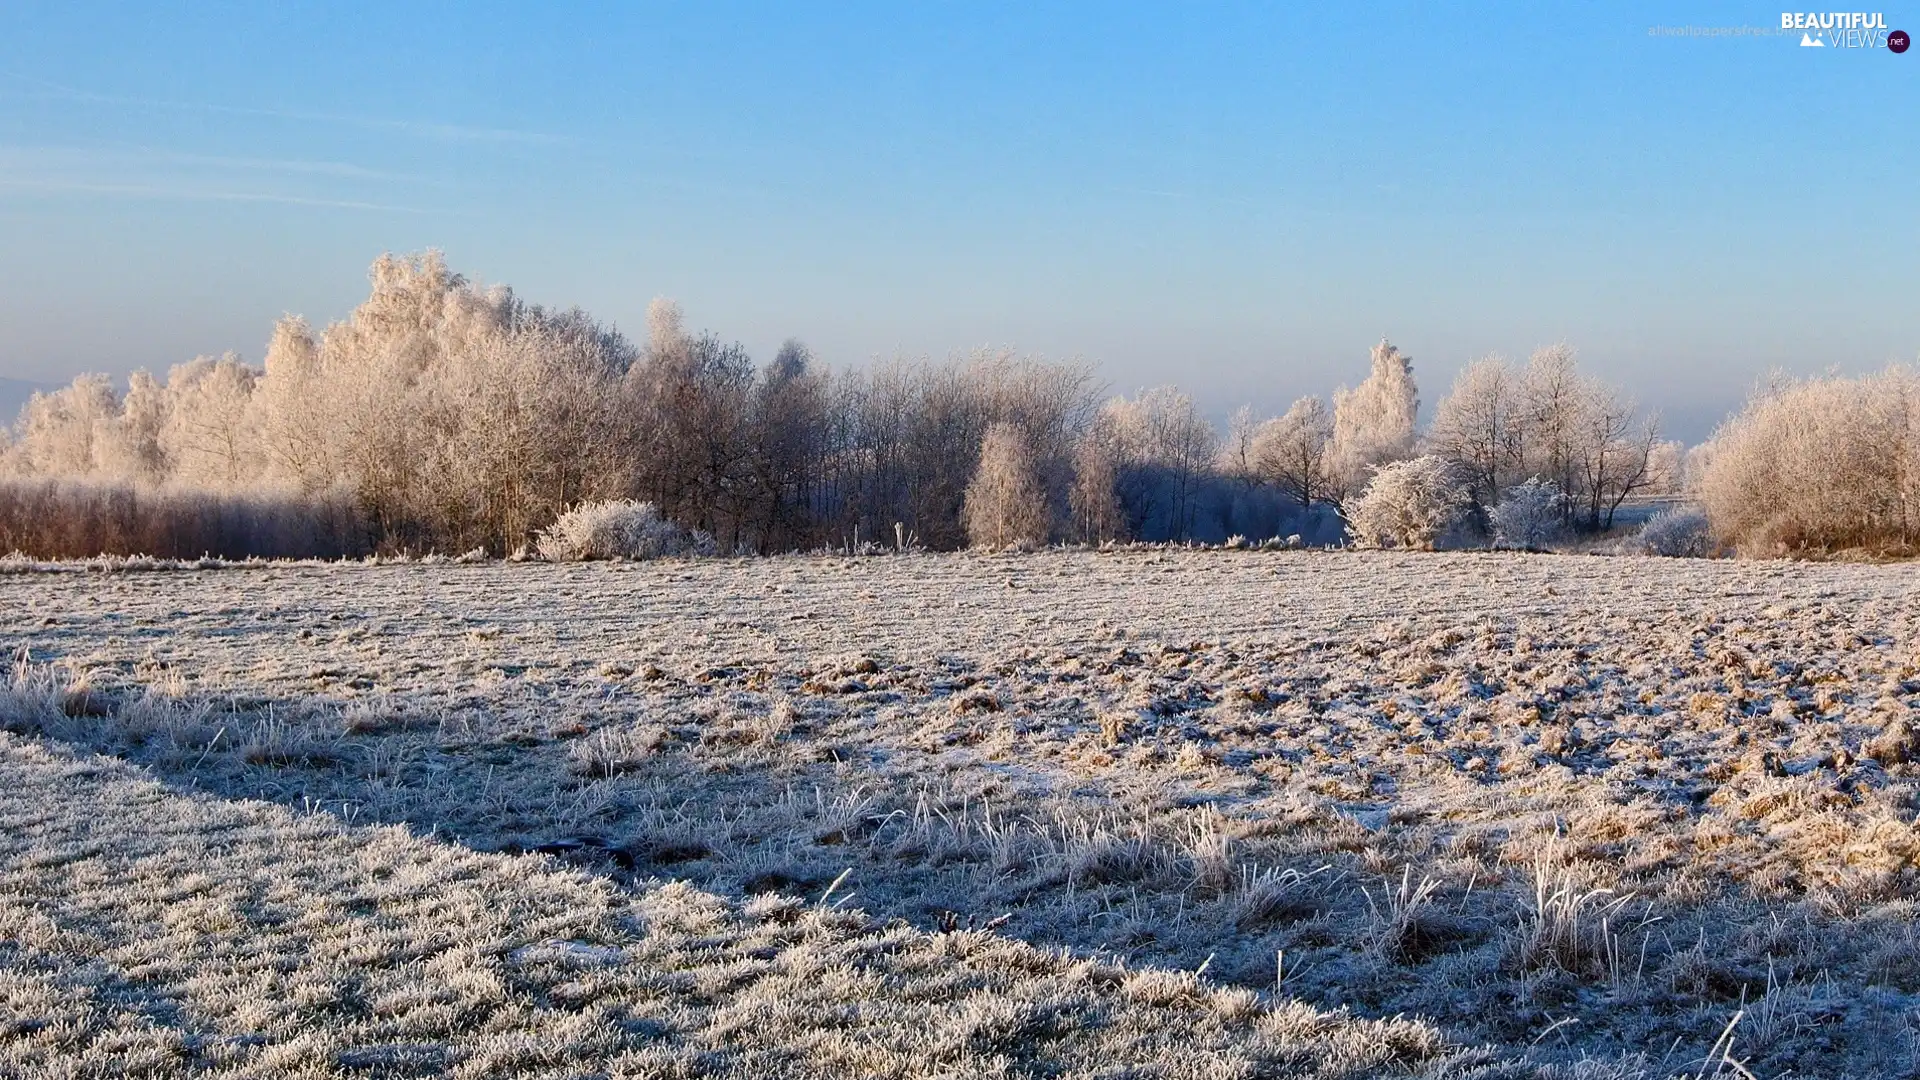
[0,377,56,429]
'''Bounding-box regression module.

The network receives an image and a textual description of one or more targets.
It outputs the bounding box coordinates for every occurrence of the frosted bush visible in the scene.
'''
[1344,456,1467,550]
[534,500,710,561]
[1488,478,1565,550]
[0,478,368,560]
[1699,366,1920,555]
[1635,507,1713,558]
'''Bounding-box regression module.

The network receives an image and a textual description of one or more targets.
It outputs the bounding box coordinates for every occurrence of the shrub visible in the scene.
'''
[1699,366,1920,555]
[1634,506,1713,558]
[534,500,710,561]
[1344,456,1468,550]
[0,478,369,560]
[1487,478,1565,550]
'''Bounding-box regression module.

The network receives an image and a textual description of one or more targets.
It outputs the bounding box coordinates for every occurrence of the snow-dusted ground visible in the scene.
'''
[5,549,1919,1076]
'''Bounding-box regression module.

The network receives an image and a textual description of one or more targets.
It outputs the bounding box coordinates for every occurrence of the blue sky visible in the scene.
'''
[1,2,1914,440]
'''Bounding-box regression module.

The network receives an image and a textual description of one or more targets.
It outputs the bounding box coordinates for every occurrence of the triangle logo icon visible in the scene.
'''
[1800,31,1825,45]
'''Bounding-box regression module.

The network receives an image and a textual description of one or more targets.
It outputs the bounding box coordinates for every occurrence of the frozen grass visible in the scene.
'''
[1,735,1508,1079]
[4,548,1919,1075]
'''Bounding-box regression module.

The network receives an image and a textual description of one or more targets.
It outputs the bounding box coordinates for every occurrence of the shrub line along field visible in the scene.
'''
[4,549,1920,1076]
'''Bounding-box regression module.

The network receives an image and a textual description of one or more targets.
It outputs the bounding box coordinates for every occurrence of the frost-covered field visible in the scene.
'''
[5,550,1919,1077]
[0,737,1471,1079]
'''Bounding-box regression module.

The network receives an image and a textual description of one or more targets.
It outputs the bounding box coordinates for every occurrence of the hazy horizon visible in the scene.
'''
[3,2,1915,444]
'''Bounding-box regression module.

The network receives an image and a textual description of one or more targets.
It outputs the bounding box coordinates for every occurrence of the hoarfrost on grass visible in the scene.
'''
[4,548,1919,1076]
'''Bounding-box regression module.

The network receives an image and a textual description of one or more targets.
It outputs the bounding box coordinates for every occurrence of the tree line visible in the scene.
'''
[5,250,1905,560]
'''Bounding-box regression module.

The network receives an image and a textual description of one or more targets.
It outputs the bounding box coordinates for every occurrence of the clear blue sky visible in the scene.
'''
[1,2,1914,440]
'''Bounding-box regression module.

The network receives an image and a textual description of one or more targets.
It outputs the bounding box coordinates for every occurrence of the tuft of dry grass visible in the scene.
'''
[1505,857,1645,982]
[1364,867,1444,961]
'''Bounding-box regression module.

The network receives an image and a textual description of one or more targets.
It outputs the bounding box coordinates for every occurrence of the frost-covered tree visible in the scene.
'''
[1642,439,1687,496]
[222,251,644,550]
[796,352,1096,551]
[963,422,1049,549]
[1331,339,1419,498]
[1068,435,1125,544]
[92,369,169,485]
[252,315,332,492]
[628,329,755,540]
[1218,406,1260,484]
[1569,380,1658,531]
[8,374,119,478]
[767,338,812,385]
[1518,343,1583,504]
[1425,356,1521,512]
[1098,386,1217,541]
[1682,442,1716,498]
[1252,396,1335,508]
[1344,455,1467,550]
[429,321,639,551]
[1425,345,1659,534]
[963,352,1102,532]
[739,341,829,551]
[160,353,261,490]
[646,297,686,357]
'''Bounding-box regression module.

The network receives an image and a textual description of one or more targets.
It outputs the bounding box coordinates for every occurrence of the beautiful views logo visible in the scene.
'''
[1781,11,1905,46]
